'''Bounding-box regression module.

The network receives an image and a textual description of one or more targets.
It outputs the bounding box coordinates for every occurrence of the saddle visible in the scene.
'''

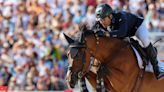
[129,38,149,67]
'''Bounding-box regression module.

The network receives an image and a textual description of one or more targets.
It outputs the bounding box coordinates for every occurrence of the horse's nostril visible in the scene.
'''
[69,74,78,89]
[70,83,75,88]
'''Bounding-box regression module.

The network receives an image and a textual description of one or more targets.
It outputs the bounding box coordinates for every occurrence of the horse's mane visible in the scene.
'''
[79,24,94,37]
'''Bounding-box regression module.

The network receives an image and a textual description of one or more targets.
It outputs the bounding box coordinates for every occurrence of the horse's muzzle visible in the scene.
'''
[66,71,78,89]
[70,73,78,88]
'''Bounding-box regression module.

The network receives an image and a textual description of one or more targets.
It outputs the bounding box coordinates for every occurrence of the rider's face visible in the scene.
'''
[99,14,112,28]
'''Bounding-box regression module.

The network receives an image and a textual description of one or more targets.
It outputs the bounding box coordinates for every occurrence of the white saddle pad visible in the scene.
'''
[131,46,164,73]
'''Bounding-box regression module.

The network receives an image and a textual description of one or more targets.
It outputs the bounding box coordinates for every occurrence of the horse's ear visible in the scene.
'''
[63,33,75,44]
[79,23,87,32]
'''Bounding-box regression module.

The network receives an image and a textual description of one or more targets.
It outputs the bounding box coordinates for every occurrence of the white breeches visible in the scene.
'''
[135,22,151,47]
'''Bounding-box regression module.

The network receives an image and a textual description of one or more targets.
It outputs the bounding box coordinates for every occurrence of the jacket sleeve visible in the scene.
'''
[109,14,128,38]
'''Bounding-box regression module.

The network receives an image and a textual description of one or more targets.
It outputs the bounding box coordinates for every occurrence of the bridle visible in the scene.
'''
[66,31,113,92]
[67,44,94,79]
[67,33,100,79]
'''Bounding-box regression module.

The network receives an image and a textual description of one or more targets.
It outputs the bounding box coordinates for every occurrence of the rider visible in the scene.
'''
[91,3,164,80]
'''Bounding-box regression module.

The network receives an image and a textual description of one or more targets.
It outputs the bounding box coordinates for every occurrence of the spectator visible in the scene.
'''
[2,66,12,86]
[25,73,36,91]
[83,5,95,26]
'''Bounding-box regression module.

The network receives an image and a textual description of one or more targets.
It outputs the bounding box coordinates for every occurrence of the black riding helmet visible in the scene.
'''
[95,4,113,21]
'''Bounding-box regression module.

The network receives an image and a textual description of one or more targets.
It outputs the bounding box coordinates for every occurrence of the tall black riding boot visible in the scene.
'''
[145,43,164,80]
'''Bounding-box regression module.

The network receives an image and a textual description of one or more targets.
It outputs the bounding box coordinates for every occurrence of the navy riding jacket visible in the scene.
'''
[91,11,144,38]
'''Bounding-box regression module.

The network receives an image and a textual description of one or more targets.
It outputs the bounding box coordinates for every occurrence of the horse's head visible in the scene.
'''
[64,24,125,88]
[64,24,146,91]
[64,25,96,88]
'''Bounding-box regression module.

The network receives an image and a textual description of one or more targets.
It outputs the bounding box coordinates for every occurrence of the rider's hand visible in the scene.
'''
[104,31,110,37]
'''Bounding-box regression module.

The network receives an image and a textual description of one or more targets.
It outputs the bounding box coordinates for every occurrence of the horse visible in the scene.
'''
[64,25,164,92]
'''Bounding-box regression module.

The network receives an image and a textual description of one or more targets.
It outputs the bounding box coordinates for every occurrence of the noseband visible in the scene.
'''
[68,43,90,79]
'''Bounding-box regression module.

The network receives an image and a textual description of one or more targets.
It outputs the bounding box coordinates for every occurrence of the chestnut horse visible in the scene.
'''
[65,26,164,92]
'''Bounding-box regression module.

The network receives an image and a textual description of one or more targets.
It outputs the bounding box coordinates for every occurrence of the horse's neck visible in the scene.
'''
[92,38,140,91]
[97,38,129,62]
[100,38,138,75]
[104,40,140,92]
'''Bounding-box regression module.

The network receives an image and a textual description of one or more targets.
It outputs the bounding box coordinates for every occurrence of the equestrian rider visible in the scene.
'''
[91,3,164,80]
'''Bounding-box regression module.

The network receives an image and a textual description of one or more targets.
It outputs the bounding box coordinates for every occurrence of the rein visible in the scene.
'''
[79,33,109,92]
[78,34,100,79]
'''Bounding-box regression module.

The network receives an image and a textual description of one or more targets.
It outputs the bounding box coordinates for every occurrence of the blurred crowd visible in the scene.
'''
[0,0,163,91]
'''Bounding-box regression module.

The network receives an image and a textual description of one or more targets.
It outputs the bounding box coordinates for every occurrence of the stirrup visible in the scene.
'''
[156,67,164,80]
[156,72,164,80]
